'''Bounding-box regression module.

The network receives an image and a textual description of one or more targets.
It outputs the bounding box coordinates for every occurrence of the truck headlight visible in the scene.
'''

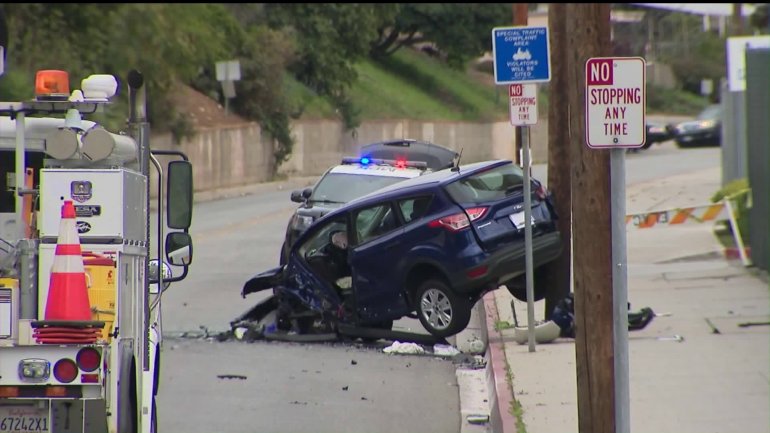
[19,359,50,382]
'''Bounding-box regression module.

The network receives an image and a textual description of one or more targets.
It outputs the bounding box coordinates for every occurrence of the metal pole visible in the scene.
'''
[611,148,630,433]
[14,112,25,240]
[127,70,151,372]
[523,125,536,352]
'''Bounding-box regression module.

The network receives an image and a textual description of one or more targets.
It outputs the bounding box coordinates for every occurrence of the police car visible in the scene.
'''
[280,139,458,264]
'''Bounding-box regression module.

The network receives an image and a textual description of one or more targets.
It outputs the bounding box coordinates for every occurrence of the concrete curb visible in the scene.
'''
[482,292,517,433]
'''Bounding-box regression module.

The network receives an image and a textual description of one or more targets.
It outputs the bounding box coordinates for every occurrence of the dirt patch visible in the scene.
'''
[169,83,253,130]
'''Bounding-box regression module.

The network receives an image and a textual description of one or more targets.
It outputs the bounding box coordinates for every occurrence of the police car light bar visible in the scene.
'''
[341,156,428,169]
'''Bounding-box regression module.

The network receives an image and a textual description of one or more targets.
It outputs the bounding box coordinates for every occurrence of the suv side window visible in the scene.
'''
[398,196,432,223]
[354,203,400,245]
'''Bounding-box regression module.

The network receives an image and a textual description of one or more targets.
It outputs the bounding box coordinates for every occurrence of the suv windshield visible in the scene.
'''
[444,163,524,204]
[311,173,410,203]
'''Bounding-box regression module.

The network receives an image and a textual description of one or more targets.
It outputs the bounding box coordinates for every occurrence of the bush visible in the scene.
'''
[711,178,751,243]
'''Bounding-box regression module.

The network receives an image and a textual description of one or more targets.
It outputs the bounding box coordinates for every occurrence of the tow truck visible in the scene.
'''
[0,67,194,433]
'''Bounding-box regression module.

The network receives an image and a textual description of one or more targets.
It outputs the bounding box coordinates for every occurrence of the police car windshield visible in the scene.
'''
[311,173,411,203]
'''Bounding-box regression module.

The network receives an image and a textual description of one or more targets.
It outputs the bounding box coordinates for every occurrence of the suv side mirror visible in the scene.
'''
[290,187,313,203]
[165,231,193,266]
[167,160,193,229]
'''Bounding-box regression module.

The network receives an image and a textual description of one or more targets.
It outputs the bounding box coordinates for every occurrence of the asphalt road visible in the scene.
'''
[155,182,460,433]
[155,136,720,433]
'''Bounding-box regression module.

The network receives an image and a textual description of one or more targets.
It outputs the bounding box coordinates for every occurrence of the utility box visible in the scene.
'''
[84,252,117,342]
[39,168,147,243]
[0,278,18,342]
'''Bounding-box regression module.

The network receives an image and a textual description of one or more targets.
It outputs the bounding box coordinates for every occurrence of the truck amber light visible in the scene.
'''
[466,265,489,279]
[76,347,101,372]
[53,359,78,383]
[80,373,99,383]
[45,386,68,397]
[0,386,20,397]
[35,70,70,99]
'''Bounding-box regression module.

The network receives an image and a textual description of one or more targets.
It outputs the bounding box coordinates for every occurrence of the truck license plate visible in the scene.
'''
[0,406,48,433]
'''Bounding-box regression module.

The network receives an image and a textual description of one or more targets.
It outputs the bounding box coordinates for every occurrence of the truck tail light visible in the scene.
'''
[428,207,488,232]
[53,359,78,383]
[76,348,101,372]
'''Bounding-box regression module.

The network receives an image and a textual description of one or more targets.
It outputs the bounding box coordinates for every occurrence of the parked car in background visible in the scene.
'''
[280,139,458,264]
[669,104,723,148]
[244,159,563,338]
[642,122,672,148]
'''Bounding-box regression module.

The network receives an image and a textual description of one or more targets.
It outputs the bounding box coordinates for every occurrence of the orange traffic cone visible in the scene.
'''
[44,200,92,321]
[34,200,103,344]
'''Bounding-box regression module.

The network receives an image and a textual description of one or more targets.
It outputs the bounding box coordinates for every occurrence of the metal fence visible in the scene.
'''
[745,48,769,272]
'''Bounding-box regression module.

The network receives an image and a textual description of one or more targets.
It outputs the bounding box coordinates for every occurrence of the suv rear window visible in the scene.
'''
[444,163,524,203]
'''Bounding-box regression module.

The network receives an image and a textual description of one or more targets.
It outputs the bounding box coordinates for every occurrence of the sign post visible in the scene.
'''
[585,56,645,433]
[493,26,550,352]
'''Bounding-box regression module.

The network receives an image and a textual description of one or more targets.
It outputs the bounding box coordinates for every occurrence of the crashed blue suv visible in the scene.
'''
[242,159,563,338]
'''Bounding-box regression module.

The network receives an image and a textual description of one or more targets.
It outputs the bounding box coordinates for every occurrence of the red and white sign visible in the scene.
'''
[509,84,538,126]
[585,57,646,149]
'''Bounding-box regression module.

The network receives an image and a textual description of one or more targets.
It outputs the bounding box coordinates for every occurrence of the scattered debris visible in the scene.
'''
[433,344,461,357]
[289,401,308,405]
[217,374,247,380]
[453,353,486,369]
[342,386,349,391]
[738,321,770,328]
[383,341,425,355]
[513,320,561,344]
[704,318,721,334]
[466,414,490,425]
[657,335,684,342]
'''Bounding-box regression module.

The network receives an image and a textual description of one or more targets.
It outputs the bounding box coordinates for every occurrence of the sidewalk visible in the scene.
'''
[483,166,770,433]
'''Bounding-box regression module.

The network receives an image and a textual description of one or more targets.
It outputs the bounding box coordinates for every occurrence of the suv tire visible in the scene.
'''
[415,279,471,338]
[503,268,547,302]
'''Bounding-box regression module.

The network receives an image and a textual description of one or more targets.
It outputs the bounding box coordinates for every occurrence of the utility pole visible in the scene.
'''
[513,3,528,166]
[565,4,616,433]
[732,3,745,36]
[541,3,572,320]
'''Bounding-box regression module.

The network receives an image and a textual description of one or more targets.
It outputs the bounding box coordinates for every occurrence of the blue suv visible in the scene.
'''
[243,159,563,338]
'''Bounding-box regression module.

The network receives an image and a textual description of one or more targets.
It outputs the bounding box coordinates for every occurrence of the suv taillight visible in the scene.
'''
[428,207,488,232]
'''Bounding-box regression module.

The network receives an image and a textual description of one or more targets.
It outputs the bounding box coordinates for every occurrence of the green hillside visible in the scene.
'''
[293,48,511,123]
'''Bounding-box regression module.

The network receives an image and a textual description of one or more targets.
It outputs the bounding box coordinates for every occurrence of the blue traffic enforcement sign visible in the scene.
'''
[492,26,551,84]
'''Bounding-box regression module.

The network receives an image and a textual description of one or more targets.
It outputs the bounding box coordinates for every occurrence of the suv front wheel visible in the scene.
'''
[415,279,471,338]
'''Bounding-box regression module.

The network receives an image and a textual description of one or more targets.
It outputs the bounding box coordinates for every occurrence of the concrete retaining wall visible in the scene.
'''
[150,118,549,196]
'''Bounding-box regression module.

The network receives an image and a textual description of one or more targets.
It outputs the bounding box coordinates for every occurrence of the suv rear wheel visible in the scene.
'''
[503,267,548,302]
[415,279,471,338]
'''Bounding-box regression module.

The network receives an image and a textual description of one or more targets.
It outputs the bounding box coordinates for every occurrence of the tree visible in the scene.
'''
[371,4,511,69]
[263,3,394,124]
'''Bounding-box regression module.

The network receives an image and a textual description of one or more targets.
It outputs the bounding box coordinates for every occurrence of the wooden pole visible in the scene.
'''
[565,4,615,433]
[541,3,572,320]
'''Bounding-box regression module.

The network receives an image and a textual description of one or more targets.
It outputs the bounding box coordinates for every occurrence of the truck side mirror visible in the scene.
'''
[165,232,193,266]
[167,160,193,229]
